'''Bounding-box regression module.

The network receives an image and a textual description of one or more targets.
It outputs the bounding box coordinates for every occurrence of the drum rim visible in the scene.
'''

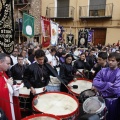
[21,113,60,120]
[80,89,96,96]
[32,92,79,118]
[83,96,105,114]
[68,78,92,96]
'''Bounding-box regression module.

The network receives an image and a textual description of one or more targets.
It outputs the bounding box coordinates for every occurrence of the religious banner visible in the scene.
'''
[41,16,51,48]
[67,34,74,46]
[88,30,94,42]
[0,0,14,54]
[22,13,34,38]
[78,29,88,48]
[50,20,59,46]
[58,26,64,42]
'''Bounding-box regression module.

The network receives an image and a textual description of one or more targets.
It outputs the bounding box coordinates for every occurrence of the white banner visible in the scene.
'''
[41,17,45,37]
[50,20,59,46]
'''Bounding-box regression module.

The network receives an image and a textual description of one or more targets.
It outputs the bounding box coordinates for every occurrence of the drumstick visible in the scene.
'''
[77,69,89,80]
[45,63,77,92]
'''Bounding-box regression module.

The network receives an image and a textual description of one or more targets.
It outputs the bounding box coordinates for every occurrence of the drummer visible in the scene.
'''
[92,52,120,120]
[91,52,109,79]
[23,49,55,110]
[73,53,91,78]
[60,54,76,92]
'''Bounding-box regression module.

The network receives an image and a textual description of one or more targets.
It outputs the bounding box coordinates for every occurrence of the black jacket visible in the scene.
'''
[60,63,76,84]
[87,55,97,69]
[73,59,91,71]
[10,63,27,80]
[23,62,53,88]
[93,62,109,77]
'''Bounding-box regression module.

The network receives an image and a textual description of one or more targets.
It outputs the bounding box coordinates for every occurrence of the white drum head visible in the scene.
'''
[33,93,78,116]
[19,87,30,96]
[27,116,57,120]
[68,80,92,94]
[83,96,105,114]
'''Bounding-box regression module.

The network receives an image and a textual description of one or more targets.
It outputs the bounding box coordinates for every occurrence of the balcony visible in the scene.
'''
[46,6,75,19]
[79,3,113,19]
[14,0,31,6]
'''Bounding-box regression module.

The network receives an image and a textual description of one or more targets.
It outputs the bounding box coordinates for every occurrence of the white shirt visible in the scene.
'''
[46,53,59,67]
[10,55,18,65]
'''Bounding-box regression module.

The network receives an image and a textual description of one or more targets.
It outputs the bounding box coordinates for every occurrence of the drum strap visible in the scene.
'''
[45,63,66,85]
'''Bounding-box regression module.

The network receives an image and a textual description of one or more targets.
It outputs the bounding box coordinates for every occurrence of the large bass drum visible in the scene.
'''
[21,113,60,120]
[33,92,79,120]
[67,78,92,97]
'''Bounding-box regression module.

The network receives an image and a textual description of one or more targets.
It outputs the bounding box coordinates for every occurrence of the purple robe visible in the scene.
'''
[93,67,120,120]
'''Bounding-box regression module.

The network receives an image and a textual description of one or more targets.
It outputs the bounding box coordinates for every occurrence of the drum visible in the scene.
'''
[83,96,107,120]
[21,113,60,120]
[19,87,30,111]
[46,76,61,92]
[33,92,79,120]
[79,89,96,103]
[67,78,92,97]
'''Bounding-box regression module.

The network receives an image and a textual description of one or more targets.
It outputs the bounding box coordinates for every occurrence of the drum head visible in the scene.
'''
[21,113,60,120]
[68,79,92,96]
[33,92,79,118]
[83,96,105,114]
[79,89,96,103]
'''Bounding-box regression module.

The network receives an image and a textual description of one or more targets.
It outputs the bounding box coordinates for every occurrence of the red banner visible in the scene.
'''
[41,16,51,48]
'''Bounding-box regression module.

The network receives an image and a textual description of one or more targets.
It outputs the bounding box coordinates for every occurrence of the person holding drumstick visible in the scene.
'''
[91,52,109,79]
[73,52,91,78]
[92,52,120,120]
[23,49,55,111]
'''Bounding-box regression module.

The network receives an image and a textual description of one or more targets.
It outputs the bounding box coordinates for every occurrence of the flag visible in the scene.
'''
[0,0,14,54]
[50,20,59,46]
[22,13,34,38]
[41,16,51,48]
[88,30,94,42]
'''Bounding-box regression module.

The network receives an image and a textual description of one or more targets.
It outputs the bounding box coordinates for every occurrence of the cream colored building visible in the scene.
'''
[14,0,41,43]
[42,0,120,45]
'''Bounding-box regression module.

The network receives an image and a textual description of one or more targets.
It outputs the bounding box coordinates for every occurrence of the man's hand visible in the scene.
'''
[30,87,36,95]
[91,86,98,93]
[7,77,13,86]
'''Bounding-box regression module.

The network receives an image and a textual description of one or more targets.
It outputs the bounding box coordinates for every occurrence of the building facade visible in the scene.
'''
[14,0,41,43]
[42,0,120,45]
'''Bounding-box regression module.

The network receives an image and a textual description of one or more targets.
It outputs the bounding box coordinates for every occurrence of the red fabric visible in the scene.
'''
[13,97,21,120]
[41,16,51,48]
[0,72,21,120]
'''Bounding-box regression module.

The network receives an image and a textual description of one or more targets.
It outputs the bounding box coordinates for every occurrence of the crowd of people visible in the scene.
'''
[0,40,120,120]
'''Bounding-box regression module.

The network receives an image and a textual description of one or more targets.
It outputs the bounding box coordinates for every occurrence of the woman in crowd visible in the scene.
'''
[60,54,76,92]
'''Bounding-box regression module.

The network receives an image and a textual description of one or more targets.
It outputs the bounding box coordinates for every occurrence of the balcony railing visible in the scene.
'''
[14,0,31,6]
[79,3,113,19]
[46,6,75,19]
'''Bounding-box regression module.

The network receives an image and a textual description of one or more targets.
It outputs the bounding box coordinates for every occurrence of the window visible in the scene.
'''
[89,0,106,16]
[57,0,69,17]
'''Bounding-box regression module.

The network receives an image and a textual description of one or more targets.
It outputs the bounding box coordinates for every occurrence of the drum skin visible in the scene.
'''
[32,92,79,120]
[68,78,92,97]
